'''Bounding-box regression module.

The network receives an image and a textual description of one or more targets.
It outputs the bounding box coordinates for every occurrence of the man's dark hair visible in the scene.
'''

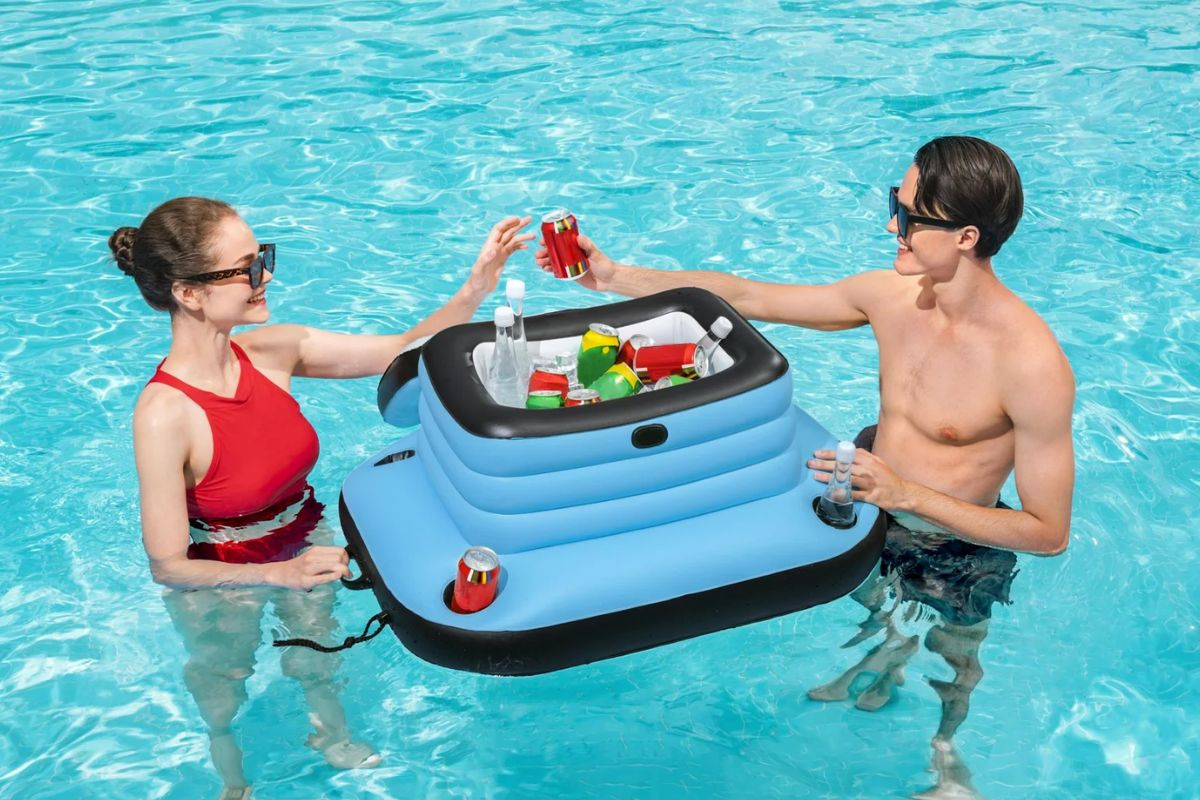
[912,136,1023,259]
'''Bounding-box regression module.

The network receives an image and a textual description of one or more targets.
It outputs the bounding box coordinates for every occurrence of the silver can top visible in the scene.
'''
[566,388,600,400]
[628,333,654,348]
[541,209,571,224]
[463,546,499,572]
[588,322,619,338]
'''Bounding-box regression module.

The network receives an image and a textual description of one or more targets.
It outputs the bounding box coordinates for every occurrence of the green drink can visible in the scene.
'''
[526,389,564,409]
[577,323,620,386]
[589,362,641,400]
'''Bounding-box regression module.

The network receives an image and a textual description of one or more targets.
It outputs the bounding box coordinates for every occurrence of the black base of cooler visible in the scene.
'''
[339,495,887,677]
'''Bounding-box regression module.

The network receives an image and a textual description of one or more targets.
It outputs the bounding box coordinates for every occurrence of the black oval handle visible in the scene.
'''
[340,546,373,591]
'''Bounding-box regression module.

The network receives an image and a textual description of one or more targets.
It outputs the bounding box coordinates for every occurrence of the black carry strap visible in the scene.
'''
[272,610,390,653]
[271,547,385,653]
[341,545,373,591]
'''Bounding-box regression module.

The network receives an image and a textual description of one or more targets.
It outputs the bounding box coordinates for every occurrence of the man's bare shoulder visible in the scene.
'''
[994,291,1075,396]
[839,270,911,314]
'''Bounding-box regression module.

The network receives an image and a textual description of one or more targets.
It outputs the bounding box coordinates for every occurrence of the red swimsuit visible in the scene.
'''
[147,341,322,563]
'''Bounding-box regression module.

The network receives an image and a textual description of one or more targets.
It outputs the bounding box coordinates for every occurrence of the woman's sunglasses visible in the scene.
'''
[191,243,276,290]
[889,187,965,240]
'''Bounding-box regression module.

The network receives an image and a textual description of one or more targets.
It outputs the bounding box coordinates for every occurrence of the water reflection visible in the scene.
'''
[809,522,1019,799]
[162,519,378,797]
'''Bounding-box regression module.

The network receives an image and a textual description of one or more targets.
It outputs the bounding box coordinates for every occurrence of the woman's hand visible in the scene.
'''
[464,216,535,300]
[268,546,351,591]
[807,448,912,511]
[534,233,621,292]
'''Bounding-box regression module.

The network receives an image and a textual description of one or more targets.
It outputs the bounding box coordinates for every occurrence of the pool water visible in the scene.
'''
[2,1,1198,797]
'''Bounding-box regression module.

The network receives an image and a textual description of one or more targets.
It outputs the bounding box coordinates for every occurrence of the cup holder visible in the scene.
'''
[811,496,857,530]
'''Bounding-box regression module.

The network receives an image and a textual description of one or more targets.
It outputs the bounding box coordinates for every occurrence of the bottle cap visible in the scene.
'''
[505,278,525,301]
[494,306,514,326]
[711,316,732,338]
[836,440,857,465]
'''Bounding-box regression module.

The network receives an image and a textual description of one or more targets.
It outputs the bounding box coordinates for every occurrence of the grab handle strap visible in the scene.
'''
[341,545,372,591]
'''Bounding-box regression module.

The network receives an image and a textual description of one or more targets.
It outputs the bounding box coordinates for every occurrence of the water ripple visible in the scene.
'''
[1,0,1198,797]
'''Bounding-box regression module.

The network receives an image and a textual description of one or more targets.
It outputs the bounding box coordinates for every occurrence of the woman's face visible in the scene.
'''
[185,215,273,327]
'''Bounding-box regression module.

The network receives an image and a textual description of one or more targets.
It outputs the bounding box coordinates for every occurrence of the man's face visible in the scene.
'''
[886,164,969,276]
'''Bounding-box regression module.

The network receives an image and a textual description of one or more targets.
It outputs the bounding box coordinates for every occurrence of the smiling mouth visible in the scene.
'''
[248,293,266,305]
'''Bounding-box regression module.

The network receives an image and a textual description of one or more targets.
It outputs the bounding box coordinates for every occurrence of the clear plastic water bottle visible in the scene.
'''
[555,350,580,390]
[487,306,525,408]
[505,279,531,384]
[816,440,857,528]
[696,316,732,359]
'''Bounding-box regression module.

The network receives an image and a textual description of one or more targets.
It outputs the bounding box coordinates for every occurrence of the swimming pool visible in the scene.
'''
[1,0,1197,797]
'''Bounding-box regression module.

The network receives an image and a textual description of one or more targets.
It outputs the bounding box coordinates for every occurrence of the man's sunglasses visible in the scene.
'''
[889,187,965,240]
[191,243,276,290]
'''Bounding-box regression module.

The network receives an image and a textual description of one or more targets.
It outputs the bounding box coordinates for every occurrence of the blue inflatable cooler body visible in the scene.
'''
[339,288,885,675]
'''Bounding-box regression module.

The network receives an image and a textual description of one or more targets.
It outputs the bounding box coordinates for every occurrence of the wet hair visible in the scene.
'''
[108,197,237,312]
[912,136,1023,259]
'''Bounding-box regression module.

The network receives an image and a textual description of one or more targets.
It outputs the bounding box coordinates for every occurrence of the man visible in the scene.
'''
[536,136,1075,796]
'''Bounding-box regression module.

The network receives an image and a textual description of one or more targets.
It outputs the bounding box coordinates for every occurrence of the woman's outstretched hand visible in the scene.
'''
[465,216,535,299]
[533,233,620,292]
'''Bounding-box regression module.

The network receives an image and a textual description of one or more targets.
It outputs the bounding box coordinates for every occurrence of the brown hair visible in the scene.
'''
[108,197,237,312]
[912,136,1023,259]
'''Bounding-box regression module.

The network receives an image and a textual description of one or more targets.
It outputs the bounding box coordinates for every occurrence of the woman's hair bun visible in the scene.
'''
[109,226,139,276]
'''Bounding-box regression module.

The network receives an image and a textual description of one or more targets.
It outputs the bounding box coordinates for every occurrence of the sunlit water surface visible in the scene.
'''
[1,1,1198,798]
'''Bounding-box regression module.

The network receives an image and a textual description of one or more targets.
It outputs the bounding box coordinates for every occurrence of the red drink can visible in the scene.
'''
[451,546,501,614]
[541,210,590,280]
[632,343,709,382]
[616,333,654,368]
[565,387,601,406]
[529,367,570,399]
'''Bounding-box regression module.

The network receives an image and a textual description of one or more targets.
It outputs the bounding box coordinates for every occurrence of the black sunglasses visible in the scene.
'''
[191,243,276,290]
[889,187,965,240]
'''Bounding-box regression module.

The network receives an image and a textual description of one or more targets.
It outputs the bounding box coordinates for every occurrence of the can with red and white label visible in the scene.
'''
[528,366,570,399]
[451,546,501,614]
[541,210,590,280]
[565,387,601,406]
[616,333,654,368]
[632,343,709,383]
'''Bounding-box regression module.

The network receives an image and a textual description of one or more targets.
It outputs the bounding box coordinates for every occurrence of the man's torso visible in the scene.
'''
[862,271,1055,507]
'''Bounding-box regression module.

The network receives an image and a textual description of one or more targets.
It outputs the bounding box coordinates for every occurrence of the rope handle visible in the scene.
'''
[272,610,390,653]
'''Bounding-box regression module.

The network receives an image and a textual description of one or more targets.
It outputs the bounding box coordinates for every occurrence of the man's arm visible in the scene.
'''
[888,347,1076,555]
[537,235,886,331]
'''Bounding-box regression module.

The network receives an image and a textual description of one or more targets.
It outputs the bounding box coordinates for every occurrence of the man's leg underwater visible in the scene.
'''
[807,570,919,710]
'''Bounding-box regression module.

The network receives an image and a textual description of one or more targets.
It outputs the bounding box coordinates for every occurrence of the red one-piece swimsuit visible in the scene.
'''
[147,341,323,564]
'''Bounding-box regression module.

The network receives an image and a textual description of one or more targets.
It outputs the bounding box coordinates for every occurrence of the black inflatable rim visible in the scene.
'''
[377,287,789,439]
[340,494,887,677]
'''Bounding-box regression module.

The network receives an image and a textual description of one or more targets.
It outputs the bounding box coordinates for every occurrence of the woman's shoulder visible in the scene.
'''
[234,324,310,372]
[133,381,192,440]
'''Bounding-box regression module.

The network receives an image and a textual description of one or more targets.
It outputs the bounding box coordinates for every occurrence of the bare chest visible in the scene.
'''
[874,319,1011,445]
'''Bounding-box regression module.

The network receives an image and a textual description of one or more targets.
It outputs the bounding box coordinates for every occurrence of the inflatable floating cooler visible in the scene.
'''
[339,288,885,675]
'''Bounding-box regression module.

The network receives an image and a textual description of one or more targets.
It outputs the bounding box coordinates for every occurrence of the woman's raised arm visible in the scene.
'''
[241,215,534,379]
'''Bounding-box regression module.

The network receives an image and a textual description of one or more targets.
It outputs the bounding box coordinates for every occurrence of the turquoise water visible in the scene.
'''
[2,0,1198,797]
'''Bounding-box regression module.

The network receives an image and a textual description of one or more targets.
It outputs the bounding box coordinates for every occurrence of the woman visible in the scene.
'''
[111,197,532,798]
